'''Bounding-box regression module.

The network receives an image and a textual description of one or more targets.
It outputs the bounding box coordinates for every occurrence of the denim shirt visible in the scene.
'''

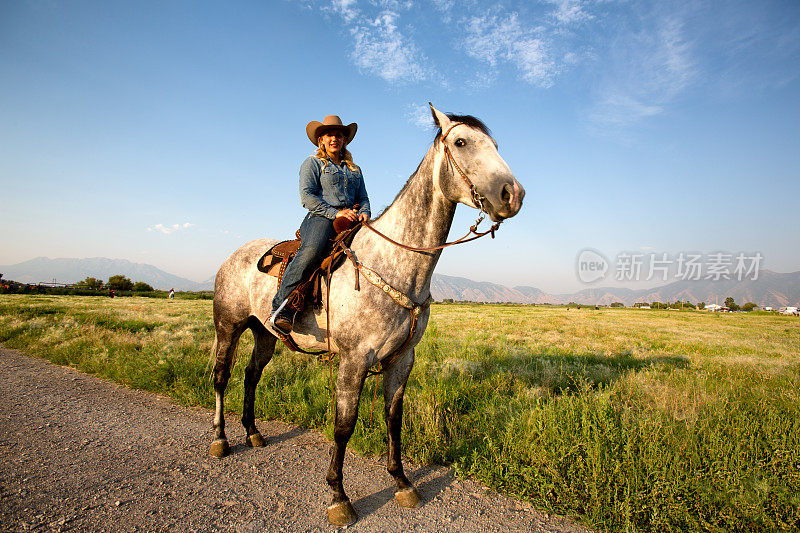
[298,156,371,220]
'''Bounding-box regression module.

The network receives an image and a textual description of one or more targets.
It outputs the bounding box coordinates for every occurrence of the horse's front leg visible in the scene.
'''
[383,348,421,508]
[326,356,368,526]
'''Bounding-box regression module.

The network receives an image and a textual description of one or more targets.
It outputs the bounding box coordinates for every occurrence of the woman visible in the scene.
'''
[269,115,371,335]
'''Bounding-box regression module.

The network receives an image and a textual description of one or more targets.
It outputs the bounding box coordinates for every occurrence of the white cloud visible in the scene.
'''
[148,222,195,235]
[319,1,600,89]
[463,13,557,88]
[323,1,432,83]
[589,94,663,126]
[404,103,433,129]
[349,10,430,83]
[544,0,593,26]
[331,0,359,23]
[589,14,694,128]
[431,0,454,22]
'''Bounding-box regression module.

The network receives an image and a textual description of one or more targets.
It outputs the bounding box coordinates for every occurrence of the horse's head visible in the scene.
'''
[430,104,524,222]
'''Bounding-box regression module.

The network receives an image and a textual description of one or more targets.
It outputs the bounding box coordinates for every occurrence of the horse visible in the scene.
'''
[210,104,524,526]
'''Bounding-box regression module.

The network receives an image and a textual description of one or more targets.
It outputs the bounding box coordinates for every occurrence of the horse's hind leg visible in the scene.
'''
[210,321,245,458]
[241,318,276,448]
[384,349,421,508]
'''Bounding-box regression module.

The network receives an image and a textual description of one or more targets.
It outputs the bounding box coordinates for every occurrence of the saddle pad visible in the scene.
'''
[256,224,360,279]
[270,239,301,259]
[257,239,300,276]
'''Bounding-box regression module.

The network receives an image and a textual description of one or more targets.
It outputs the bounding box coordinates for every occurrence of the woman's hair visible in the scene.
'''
[315,137,359,171]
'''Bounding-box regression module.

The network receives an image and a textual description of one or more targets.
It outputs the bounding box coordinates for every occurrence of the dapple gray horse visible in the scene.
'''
[210,105,524,525]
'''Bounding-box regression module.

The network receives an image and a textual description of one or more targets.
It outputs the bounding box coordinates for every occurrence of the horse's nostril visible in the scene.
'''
[501,183,512,205]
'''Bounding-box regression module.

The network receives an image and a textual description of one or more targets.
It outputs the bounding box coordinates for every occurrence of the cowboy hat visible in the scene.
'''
[306,115,357,146]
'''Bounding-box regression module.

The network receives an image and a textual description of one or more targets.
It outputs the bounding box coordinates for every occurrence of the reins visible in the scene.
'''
[361,216,498,253]
[360,121,501,253]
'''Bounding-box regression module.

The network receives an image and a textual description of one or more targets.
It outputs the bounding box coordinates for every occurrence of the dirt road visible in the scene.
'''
[0,347,591,532]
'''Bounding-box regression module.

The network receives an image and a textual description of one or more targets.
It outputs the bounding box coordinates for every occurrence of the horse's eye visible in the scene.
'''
[454,138,466,147]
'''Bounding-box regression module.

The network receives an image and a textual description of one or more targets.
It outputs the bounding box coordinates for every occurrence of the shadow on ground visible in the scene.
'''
[351,464,455,519]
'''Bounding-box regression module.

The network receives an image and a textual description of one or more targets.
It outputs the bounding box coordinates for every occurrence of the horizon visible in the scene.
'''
[2,254,797,300]
[2,1,799,293]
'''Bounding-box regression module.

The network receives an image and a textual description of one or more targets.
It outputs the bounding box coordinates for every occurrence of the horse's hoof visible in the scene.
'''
[327,500,358,526]
[209,439,230,458]
[395,487,421,508]
[246,432,266,448]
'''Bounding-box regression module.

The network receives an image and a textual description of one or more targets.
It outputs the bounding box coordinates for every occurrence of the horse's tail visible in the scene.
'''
[206,332,219,375]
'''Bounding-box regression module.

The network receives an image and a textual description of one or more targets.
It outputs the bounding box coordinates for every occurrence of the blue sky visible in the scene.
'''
[1,0,798,292]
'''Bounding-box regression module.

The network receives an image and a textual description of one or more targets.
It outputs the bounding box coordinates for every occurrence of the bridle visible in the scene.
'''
[361,121,501,253]
[440,122,491,212]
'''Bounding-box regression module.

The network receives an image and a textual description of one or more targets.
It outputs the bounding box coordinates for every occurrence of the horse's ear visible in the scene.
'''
[429,102,451,130]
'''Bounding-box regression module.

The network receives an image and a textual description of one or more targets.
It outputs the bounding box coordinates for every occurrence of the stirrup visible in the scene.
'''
[265,314,290,337]
[266,299,293,337]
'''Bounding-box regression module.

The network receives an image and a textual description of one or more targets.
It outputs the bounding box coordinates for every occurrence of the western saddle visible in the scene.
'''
[257,220,360,322]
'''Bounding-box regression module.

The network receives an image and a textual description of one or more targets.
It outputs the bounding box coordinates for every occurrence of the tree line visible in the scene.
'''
[633,297,757,311]
[73,275,154,292]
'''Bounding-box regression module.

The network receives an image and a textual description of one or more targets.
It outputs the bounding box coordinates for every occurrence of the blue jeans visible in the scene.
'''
[271,213,336,313]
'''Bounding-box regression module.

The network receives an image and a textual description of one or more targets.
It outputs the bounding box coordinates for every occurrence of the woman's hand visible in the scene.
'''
[358,212,369,222]
[335,208,358,222]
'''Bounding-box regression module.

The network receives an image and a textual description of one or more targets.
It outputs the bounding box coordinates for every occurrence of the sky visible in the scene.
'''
[1,0,799,292]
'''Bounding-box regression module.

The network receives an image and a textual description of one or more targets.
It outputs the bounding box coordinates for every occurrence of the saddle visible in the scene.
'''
[257,219,361,315]
[257,230,302,283]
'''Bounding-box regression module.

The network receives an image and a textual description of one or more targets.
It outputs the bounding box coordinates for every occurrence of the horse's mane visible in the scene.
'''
[433,114,491,142]
[376,113,490,219]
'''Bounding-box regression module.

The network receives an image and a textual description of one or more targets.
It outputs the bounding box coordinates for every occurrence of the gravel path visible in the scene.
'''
[0,346,592,532]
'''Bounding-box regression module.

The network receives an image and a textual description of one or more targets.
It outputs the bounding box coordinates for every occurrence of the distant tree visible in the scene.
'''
[741,302,757,312]
[724,296,740,311]
[443,298,454,303]
[633,302,649,308]
[133,281,154,292]
[683,301,696,309]
[698,302,706,310]
[651,301,668,309]
[75,277,104,290]
[106,274,134,291]
[610,302,624,307]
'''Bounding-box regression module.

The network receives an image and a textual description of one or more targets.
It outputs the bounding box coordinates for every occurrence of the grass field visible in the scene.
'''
[1,294,798,532]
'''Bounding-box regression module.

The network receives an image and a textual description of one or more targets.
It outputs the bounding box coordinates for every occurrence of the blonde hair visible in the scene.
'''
[315,138,359,171]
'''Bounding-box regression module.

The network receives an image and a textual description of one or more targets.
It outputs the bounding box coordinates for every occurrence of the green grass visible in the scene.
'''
[1,295,798,532]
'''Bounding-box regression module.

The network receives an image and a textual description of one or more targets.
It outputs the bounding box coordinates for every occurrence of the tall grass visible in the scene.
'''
[1,295,798,532]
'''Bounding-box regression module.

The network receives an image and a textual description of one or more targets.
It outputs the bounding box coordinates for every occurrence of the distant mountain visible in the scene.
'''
[430,274,528,303]
[431,271,800,308]
[2,257,797,307]
[621,270,800,308]
[0,257,212,291]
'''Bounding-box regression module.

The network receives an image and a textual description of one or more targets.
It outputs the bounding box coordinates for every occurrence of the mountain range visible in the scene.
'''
[431,272,800,308]
[0,257,213,292]
[1,257,798,308]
